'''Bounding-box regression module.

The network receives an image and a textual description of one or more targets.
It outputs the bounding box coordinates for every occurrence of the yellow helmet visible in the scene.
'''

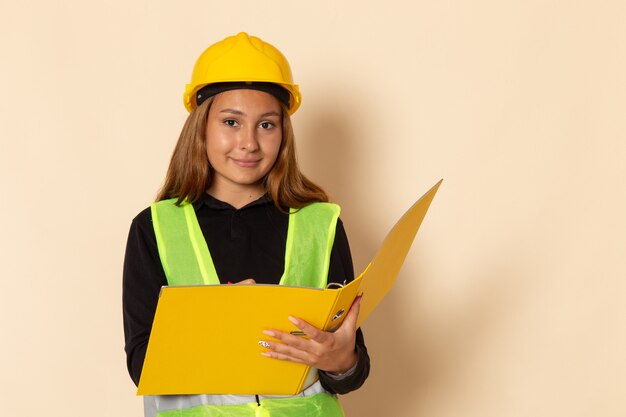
[183,32,302,114]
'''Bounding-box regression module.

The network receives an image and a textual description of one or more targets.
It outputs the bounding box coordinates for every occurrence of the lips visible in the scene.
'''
[231,158,261,167]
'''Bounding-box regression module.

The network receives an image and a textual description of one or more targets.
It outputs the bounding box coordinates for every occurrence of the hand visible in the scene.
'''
[260,295,363,374]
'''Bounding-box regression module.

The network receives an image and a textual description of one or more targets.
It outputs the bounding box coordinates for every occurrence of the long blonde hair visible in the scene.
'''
[156,96,328,209]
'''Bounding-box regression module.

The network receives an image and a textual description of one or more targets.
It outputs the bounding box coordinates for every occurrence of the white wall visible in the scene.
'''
[1,1,624,416]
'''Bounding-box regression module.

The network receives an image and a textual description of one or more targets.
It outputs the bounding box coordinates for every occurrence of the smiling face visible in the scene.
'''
[205,89,283,205]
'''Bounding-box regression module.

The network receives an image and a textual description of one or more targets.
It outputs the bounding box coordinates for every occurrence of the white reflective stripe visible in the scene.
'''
[143,396,157,417]
[144,380,329,415]
[258,379,327,400]
[302,368,318,391]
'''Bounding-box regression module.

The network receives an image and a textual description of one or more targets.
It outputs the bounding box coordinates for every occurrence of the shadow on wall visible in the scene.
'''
[295,83,381,269]
[296,107,366,205]
[341,246,530,417]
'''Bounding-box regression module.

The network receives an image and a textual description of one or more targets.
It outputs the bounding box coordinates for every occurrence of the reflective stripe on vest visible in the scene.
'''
[149,390,345,417]
[144,380,340,417]
[148,198,344,417]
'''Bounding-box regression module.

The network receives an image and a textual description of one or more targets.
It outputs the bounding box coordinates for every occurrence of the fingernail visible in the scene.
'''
[263,330,275,337]
[258,341,270,348]
[288,316,298,325]
[261,352,271,357]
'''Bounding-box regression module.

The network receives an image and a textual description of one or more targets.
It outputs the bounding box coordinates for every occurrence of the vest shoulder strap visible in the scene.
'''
[281,202,340,289]
[151,198,219,286]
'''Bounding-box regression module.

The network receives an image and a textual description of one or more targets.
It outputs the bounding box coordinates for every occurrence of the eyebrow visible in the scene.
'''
[219,109,281,118]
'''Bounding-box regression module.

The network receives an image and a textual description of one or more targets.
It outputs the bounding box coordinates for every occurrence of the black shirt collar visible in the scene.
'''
[193,192,274,212]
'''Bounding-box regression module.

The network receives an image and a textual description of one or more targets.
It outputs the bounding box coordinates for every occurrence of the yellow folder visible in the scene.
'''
[137,179,442,396]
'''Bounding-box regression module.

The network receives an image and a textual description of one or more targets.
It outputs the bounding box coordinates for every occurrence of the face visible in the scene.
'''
[205,89,283,197]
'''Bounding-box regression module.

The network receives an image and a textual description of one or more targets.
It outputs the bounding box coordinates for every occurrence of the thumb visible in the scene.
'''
[340,294,363,332]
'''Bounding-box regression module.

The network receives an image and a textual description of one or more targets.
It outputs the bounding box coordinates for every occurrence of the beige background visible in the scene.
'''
[1,1,624,416]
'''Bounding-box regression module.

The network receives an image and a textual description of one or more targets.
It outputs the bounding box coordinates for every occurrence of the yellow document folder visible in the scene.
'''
[137,180,442,396]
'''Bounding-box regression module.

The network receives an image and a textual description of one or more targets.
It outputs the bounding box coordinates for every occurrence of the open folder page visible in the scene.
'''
[137,179,442,396]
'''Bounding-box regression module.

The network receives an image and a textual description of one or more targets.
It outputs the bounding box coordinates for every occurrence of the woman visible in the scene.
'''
[123,32,369,417]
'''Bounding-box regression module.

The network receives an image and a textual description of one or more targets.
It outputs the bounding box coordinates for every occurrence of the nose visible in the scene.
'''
[239,126,259,151]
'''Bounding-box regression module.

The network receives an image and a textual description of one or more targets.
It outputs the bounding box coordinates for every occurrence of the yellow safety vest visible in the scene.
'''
[148,198,345,417]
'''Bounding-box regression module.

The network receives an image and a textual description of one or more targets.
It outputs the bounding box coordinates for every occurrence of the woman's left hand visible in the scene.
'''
[260,295,362,374]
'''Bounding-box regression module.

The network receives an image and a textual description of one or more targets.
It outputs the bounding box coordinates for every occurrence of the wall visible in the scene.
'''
[1,1,624,416]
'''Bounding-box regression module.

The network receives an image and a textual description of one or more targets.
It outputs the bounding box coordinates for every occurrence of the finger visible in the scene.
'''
[234,278,256,285]
[339,294,363,333]
[259,338,316,364]
[261,349,307,364]
[288,316,328,343]
[262,329,315,351]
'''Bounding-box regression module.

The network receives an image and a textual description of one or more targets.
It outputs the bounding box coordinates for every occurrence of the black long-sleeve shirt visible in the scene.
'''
[122,193,370,395]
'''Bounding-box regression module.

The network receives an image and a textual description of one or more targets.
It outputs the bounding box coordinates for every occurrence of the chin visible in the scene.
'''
[232,176,265,186]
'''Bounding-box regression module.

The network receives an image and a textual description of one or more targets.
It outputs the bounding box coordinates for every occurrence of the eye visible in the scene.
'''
[223,119,239,127]
[259,121,275,130]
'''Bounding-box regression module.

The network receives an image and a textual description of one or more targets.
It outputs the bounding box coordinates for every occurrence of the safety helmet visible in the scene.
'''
[183,32,302,115]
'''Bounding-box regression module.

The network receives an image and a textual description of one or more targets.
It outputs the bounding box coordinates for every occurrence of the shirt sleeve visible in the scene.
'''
[318,219,371,394]
[122,207,166,386]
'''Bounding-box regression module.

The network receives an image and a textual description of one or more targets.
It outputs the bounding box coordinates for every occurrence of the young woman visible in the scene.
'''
[123,32,370,417]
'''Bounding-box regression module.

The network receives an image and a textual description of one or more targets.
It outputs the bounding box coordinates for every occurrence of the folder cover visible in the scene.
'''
[137,180,442,396]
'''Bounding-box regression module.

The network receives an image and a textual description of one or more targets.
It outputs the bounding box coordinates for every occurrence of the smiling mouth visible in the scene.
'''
[232,158,261,167]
